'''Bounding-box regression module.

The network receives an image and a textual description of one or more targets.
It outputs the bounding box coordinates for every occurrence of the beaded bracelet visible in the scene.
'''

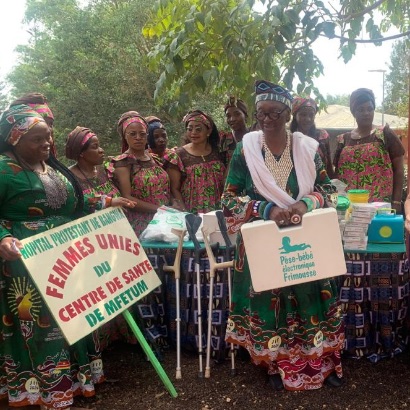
[101,195,113,209]
[252,200,262,216]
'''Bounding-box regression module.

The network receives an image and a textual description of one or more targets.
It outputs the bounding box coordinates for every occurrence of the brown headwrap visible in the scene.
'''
[224,96,248,117]
[182,111,212,129]
[117,111,149,153]
[349,88,375,114]
[65,126,96,160]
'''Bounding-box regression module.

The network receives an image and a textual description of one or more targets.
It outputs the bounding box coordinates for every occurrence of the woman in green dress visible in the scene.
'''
[65,126,137,351]
[222,81,344,391]
[0,105,123,409]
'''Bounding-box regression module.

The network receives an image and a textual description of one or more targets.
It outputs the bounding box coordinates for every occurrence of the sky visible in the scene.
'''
[0,0,395,107]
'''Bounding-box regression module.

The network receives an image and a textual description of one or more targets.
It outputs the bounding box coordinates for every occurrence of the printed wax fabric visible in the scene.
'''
[106,153,170,237]
[73,165,137,350]
[221,142,344,391]
[162,147,229,360]
[341,251,409,362]
[106,153,170,357]
[156,248,231,363]
[314,129,332,173]
[163,147,226,214]
[0,155,103,408]
[333,126,404,202]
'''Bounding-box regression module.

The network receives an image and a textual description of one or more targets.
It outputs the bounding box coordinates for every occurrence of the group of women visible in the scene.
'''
[0,83,405,408]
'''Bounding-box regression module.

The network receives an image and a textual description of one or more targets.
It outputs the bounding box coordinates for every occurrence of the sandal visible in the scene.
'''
[268,374,285,391]
[325,372,344,388]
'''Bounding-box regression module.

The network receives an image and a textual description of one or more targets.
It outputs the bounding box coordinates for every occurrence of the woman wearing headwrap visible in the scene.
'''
[64,126,136,351]
[163,109,226,213]
[222,80,344,391]
[65,126,134,212]
[219,96,249,167]
[10,92,58,157]
[107,112,171,356]
[334,88,404,212]
[163,111,228,359]
[290,97,334,178]
[0,105,109,409]
[106,111,171,236]
[145,116,173,164]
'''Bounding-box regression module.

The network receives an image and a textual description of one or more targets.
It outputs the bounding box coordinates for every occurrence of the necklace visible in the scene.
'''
[76,164,98,189]
[262,133,293,191]
[14,153,68,210]
[125,150,150,161]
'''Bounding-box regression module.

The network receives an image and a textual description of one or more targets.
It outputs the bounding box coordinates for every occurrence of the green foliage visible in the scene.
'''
[7,0,173,156]
[0,82,9,112]
[384,40,409,118]
[4,0,409,157]
[325,94,350,106]
[144,0,409,110]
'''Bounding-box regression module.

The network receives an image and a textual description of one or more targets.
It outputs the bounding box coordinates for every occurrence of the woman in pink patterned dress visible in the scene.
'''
[333,88,404,213]
[290,96,334,178]
[107,111,171,236]
[107,111,171,355]
[164,110,226,214]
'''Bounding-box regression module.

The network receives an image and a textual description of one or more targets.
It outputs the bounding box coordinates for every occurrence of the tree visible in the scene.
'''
[7,0,173,155]
[0,82,9,112]
[325,94,350,106]
[384,39,409,118]
[144,0,410,110]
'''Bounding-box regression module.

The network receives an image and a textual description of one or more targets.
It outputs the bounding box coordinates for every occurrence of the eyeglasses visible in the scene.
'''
[254,107,288,121]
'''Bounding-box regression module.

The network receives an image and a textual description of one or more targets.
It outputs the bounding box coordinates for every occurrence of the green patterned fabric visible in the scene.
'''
[221,142,344,391]
[0,155,103,408]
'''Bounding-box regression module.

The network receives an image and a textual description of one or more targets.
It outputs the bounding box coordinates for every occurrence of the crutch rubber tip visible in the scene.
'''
[198,371,204,378]
[205,369,211,378]
[230,369,237,376]
[175,370,182,379]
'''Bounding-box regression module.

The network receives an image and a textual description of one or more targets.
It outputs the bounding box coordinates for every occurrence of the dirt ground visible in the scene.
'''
[72,342,410,410]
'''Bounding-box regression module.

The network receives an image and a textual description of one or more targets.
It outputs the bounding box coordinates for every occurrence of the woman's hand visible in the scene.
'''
[268,206,292,226]
[0,237,23,261]
[111,197,136,209]
[171,198,187,212]
[392,201,402,215]
[268,201,307,226]
[287,201,308,218]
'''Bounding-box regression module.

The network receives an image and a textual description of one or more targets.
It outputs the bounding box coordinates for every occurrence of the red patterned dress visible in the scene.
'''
[163,147,225,214]
[333,126,404,202]
[107,153,170,236]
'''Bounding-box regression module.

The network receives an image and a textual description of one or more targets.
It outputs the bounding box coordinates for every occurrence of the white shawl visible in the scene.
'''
[242,130,318,208]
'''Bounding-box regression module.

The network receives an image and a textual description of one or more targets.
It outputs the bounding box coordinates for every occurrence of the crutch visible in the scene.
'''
[216,210,237,376]
[185,213,205,378]
[202,225,234,378]
[162,227,186,380]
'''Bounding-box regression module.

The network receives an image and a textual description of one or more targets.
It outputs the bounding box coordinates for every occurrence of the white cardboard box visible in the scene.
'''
[202,210,237,246]
[241,208,346,291]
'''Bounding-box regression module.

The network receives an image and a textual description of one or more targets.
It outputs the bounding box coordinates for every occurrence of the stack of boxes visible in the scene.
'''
[342,202,390,250]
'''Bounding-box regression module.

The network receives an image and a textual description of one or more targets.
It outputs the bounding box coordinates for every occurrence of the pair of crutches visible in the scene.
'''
[169,213,235,379]
[162,227,186,379]
[185,213,207,378]
[185,212,236,378]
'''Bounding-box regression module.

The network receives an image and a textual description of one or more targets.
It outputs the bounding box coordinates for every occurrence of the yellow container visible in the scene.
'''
[347,189,370,204]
